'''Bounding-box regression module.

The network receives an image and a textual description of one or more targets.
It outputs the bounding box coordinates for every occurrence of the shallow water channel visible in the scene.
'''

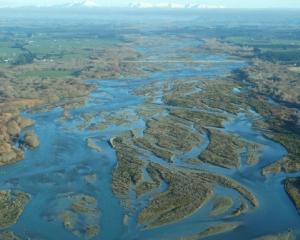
[0,54,299,239]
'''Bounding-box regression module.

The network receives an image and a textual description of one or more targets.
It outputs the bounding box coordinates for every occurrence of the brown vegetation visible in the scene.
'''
[0,191,30,229]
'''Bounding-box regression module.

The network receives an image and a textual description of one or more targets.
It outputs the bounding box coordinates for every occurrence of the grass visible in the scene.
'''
[0,42,23,61]
[225,36,300,64]
[25,37,119,60]
[0,35,120,66]
[226,36,300,47]
[17,69,74,78]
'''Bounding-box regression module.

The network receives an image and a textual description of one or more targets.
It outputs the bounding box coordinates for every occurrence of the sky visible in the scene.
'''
[1,0,300,8]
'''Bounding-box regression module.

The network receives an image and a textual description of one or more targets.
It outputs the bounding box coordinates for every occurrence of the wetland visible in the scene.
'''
[0,8,299,240]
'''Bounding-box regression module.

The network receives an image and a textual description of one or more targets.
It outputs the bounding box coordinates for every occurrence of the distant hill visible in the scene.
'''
[0,0,225,10]
[128,2,225,9]
[62,0,101,8]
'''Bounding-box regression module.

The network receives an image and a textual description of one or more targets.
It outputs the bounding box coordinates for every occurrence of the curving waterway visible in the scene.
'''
[0,50,299,240]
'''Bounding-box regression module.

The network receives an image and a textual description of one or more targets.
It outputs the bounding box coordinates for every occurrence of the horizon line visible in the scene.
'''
[1,6,300,10]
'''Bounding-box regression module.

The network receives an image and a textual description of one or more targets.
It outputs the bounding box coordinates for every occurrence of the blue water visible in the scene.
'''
[0,47,299,240]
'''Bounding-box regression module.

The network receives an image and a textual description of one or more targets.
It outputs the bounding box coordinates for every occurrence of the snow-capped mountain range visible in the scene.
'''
[128,2,225,9]
[0,0,225,9]
[64,0,101,8]
[64,0,225,9]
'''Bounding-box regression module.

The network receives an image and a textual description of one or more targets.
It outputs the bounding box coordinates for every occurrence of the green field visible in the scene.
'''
[225,36,300,64]
[17,69,74,78]
[0,32,120,66]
